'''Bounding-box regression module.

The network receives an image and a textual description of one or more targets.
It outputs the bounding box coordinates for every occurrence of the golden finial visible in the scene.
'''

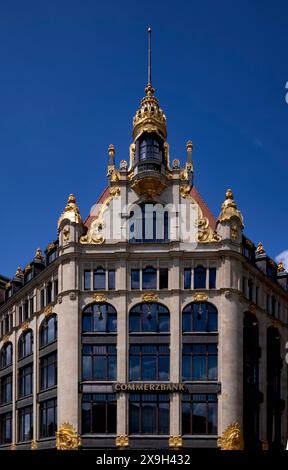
[24,264,31,273]
[217,189,244,228]
[35,247,43,260]
[15,266,23,278]
[108,144,115,157]
[277,261,285,272]
[186,140,193,152]
[68,194,76,204]
[256,242,265,254]
[58,193,82,229]
[5,281,11,289]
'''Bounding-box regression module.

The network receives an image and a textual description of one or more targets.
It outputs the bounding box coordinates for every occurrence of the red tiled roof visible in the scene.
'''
[84,185,216,230]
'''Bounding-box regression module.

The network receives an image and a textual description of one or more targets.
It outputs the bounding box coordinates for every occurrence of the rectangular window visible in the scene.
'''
[18,406,33,442]
[129,344,170,381]
[82,394,116,434]
[271,296,276,317]
[248,279,253,302]
[54,280,58,298]
[184,269,191,290]
[108,270,115,290]
[182,394,217,435]
[40,289,45,309]
[182,344,217,381]
[142,267,157,290]
[84,270,91,290]
[93,268,106,290]
[0,412,12,444]
[82,345,117,381]
[209,268,216,289]
[19,306,23,324]
[242,277,246,296]
[40,353,57,390]
[29,298,34,317]
[0,374,12,404]
[194,267,206,289]
[46,282,53,304]
[23,301,29,321]
[159,268,168,289]
[18,365,33,398]
[131,269,140,290]
[129,394,169,434]
[39,399,57,438]
[255,286,259,306]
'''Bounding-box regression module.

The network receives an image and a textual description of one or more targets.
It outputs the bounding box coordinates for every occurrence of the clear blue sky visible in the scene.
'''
[0,0,288,277]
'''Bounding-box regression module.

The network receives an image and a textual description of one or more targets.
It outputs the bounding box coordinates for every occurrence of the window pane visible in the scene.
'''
[184,269,191,289]
[192,402,206,434]
[108,270,115,290]
[84,271,91,290]
[194,267,206,289]
[94,269,106,290]
[131,270,140,289]
[209,268,216,289]
[143,267,157,290]
[159,268,168,289]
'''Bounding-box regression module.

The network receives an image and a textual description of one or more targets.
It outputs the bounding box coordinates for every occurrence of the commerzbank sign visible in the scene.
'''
[113,383,187,392]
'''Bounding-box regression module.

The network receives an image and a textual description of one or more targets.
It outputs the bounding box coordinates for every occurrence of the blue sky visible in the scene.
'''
[0,0,288,277]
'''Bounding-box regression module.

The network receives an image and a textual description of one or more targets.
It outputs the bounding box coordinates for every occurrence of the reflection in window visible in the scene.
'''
[0,374,12,404]
[184,269,191,290]
[194,266,206,289]
[18,365,33,398]
[129,303,170,333]
[143,266,157,290]
[39,399,57,438]
[182,303,218,332]
[93,268,106,290]
[82,394,116,434]
[182,344,217,381]
[82,303,117,333]
[131,269,140,290]
[18,406,33,442]
[82,345,116,381]
[129,394,169,434]
[129,204,169,243]
[182,394,217,435]
[18,330,33,359]
[209,268,216,289]
[0,343,13,369]
[84,270,91,290]
[40,353,57,390]
[40,315,57,348]
[108,270,115,290]
[0,412,12,444]
[129,345,170,381]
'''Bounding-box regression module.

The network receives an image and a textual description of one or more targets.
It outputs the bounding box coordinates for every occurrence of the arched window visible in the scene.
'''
[18,330,33,360]
[143,266,157,290]
[182,302,218,332]
[93,267,106,290]
[40,314,57,348]
[129,302,170,333]
[194,266,206,289]
[82,303,117,333]
[129,204,169,243]
[0,343,13,369]
[243,313,260,449]
[139,133,164,162]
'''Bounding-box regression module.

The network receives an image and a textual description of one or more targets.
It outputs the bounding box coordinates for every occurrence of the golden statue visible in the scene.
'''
[217,422,244,450]
[56,423,81,450]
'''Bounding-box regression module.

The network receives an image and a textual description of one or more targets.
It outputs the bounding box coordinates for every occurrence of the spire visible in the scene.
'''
[148,27,152,86]
[58,193,82,229]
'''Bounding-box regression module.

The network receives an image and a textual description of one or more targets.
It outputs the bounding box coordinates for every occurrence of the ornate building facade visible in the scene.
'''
[0,46,288,451]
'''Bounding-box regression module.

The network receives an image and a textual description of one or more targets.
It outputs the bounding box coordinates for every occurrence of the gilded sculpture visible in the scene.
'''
[217,422,244,450]
[116,435,129,449]
[169,435,183,449]
[56,423,81,450]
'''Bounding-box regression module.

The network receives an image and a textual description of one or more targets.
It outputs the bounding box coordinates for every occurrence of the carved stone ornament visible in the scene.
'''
[116,435,129,449]
[69,292,77,301]
[44,304,53,317]
[56,423,81,450]
[141,292,158,302]
[224,290,231,299]
[80,217,105,245]
[109,186,121,197]
[58,295,63,304]
[120,159,128,170]
[93,293,107,303]
[193,292,208,302]
[172,159,180,169]
[217,422,244,450]
[63,228,70,242]
[31,439,38,450]
[231,225,238,240]
[217,189,244,229]
[21,320,30,331]
[169,435,183,449]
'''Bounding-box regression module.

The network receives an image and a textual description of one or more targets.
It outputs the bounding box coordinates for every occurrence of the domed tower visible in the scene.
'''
[129,28,170,197]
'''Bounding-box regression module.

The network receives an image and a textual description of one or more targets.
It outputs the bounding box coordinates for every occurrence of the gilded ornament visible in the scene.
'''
[217,189,244,228]
[21,320,29,331]
[131,177,167,198]
[15,266,23,278]
[179,184,191,199]
[111,169,120,182]
[56,423,81,450]
[93,293,107,303]
[133,83,167,141]
[256,242,265,254]
[120,159,128,170]
[172,159,180,169]
[35,247,44,260]
[169,435,183,449]
[107,165,114,176]
[2,335,10,344]
[261,440,269,450]
[116,435,129,449]
[24,264,32,273]
[109,186,121,197]
[245,238,253,248]
[46,242,56,253]
[193,292,208,302]
[63,228,70,242]
[31,439,38,450]
[58,194,82,229]
[44,305,53,317]
[141,292,158,302]
[217,422,244,450]
[277,261,285,272]
[5,281,11,289]
[231,225,238,240]
[80,217,105,245]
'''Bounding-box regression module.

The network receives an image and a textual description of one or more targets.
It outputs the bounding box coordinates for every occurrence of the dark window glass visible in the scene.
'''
[40,290,45,309]
[159,269,168,289]
[30,298,34,316]
[131,269,140,290]
[242,277,246,296]
[0,374,12,404]
[46,282,53,304]
[255,286,259,306]
[129,303,170,333]
[182,344,217,381]
[209,268,216,289]
[108,270,115,290]
[129,394,169,434]
[266,294,270,313]
[93,268,106,290]
[142,266,157,290]
[39,399,57,438]
[184,269,191,290]
[82,345,116,381]
[182,394,217,435]
[248,279,253,302]
[19,306,23,324]
[18,330,33,359]
[18,365,33,398]
[23,301,29,321]
[271,296,276,317]
[139,134,163,162]
[0,412,12,444]
[18,406,33,442]
[82,394,116,434]
[182,303,218,332]
[0,343,13,369]
[129,204,169,243]
[40,353,57,390]
[84,271,91,290]
[40,315,57,347]
[82,303,117,333]
[194,266,206,289]
[129,345,170,381]
[54,280,58,298]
